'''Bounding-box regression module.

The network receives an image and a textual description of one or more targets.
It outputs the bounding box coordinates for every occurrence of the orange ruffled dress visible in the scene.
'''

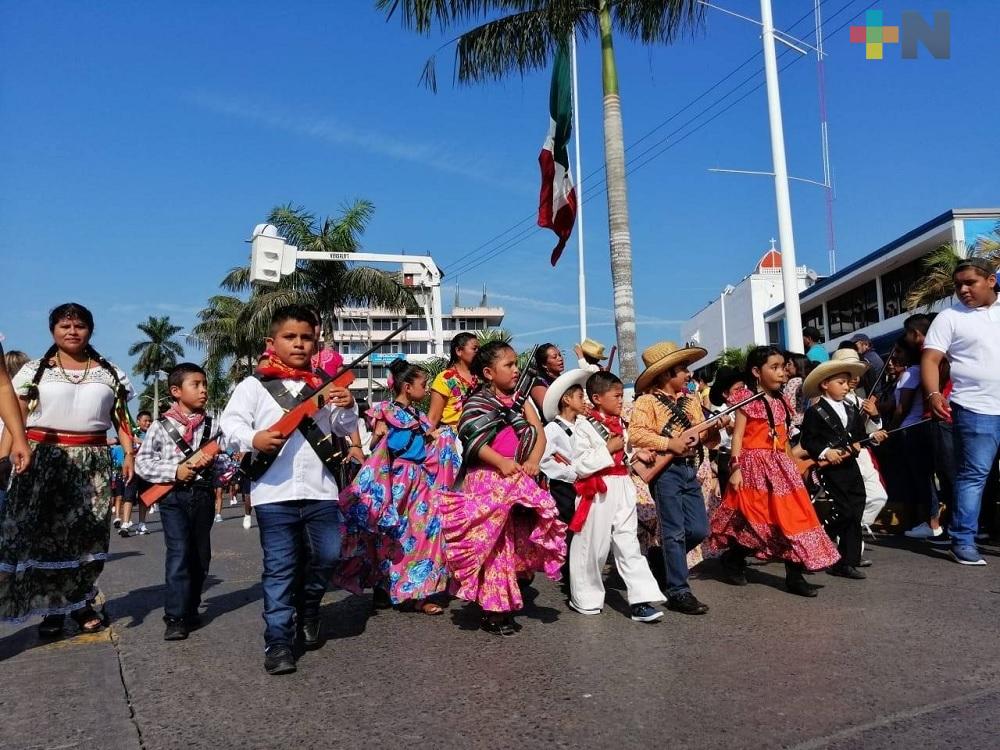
[707,387,840,570]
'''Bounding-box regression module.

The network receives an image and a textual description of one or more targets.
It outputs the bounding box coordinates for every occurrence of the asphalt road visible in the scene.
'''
[2,503,1000,750]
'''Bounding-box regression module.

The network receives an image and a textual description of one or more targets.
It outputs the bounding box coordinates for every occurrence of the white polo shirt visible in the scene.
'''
[924,297,1000,415]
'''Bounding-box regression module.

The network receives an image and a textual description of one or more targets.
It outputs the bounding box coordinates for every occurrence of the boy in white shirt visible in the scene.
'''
[220,305,358,675]
[569,371,665,622]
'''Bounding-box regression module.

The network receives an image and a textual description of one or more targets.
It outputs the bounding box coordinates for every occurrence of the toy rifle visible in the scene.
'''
[631,390,764,485]
[140,322,410,506]
[605,345,617,372]
[794,417,931,476]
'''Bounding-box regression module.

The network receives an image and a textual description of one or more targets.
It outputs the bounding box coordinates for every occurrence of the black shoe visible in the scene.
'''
[666,592,709,615]
[858,558,873,568]
[300,618,324,650]
[38,614,65,638]
[163,620,188,641]
[828,564,866,580]
[720,549,749,586]
[264,645,297,675]
[481,614,518,636]
[785,574,819,597]
[372,587,393,611]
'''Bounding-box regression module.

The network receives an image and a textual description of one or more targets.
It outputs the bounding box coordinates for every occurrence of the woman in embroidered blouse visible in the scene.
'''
[529,343,565,416]
[782,352,809,431]
[0,303,134,636]
[428,332,479,430]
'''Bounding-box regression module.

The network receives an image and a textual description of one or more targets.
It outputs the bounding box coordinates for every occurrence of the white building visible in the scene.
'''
[329,266,504,399]
[763,208,1000,354]
[681,242,818,365]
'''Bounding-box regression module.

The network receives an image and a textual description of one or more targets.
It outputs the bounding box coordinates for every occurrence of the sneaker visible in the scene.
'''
[263,645,297,675]
[112,517,121,529]
[118,522,132,538]
[629,603,664,623]
[568,601,602,616]
[163,620,188,641]
[214,514,224,524]
[950,545,987,566]
[149,504,158,514]
[666,592,709,615]
[242,515,252,530]
[904,522,943,539]
[229,498,238,506]
[137,523,149,535]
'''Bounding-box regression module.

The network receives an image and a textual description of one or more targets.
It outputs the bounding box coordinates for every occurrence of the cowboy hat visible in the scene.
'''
[542,368,592,422]
[579,338,608,361]
[634,341,707,395]
[802,348,869,399]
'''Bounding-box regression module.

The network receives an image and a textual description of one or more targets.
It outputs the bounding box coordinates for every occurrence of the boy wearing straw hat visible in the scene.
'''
[574,338,608,372]
[630,341,719,616]
[800,353,884,580]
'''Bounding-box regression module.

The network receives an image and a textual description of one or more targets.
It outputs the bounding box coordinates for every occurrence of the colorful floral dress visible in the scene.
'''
[706,387,840,570]
[334,401,460,604]
[438,389,566,613]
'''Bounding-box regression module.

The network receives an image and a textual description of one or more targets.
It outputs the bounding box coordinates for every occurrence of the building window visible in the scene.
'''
[767,321,783,347]
[827,280,878,338]
[881,257,926,320]
[801,306,826,341]
[409,317,427,330]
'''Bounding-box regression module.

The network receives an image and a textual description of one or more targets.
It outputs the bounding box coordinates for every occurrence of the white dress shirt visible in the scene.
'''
[541,417,579,484]
[220,377,358,507]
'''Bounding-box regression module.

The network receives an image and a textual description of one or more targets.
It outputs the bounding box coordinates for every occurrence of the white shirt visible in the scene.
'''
[541,417,579,484]
[893,366,925,428]
[220,377,358,507]
[924,298,1000,415]
[12,359,133,432]
[572,417,618,480]
[845,391,882,435]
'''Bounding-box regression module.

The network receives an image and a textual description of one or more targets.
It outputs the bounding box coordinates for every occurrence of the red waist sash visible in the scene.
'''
[27,428,109,447]
[568,464,630,532]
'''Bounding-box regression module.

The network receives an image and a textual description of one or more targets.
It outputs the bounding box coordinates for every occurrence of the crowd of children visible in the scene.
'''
[3,292,996,677]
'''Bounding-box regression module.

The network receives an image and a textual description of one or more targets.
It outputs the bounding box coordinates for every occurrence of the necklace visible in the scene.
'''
[56,352,91,384]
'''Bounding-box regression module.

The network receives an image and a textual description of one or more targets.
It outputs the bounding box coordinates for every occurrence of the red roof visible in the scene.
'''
[757,248,782,270]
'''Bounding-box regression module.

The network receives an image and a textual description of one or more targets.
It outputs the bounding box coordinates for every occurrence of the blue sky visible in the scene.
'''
[2,0,997,388]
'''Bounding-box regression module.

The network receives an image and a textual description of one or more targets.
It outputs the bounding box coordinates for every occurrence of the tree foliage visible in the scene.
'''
[128,316,185,381]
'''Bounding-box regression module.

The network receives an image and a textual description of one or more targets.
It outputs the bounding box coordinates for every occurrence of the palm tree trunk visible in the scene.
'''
[598,0,638,384]
[153,377,160,420]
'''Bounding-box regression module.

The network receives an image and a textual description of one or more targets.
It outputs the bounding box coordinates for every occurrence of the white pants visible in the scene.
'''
[569,476,666,611]
[859,448,888,526]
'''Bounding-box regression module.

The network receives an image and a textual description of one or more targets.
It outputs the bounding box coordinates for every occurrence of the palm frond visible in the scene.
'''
[221,265,253,293]
[905,244,960,311]
[337,266,416,310]
[612,0,704,44]
[377,0,538,34]
[453,9,567,86]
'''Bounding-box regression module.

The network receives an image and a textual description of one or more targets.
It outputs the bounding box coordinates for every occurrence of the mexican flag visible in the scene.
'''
[537,41,577,267]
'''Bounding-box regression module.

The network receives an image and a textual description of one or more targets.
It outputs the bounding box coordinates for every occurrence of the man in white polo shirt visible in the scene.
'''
[922,258,1000,566]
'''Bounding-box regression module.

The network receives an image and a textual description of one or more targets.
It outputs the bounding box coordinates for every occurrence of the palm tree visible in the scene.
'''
[203,358,233,416]
[190,295,261,383]
[905,236,1000,312]
[716,344,756,373]
[377,0,704,384]
[129,316,185,418]
[222,201,416,341]
[137,377,172,416]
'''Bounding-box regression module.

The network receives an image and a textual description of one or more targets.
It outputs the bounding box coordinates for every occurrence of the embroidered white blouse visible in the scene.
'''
[12,359,133,433]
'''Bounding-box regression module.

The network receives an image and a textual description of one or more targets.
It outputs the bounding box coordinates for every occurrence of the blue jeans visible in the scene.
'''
[651,463,709,597]
[255,500,343,650]
[159,486,215,622]
[950,404,1000,547]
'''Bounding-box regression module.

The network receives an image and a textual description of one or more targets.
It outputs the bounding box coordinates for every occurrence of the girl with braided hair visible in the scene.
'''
[438,341,566,636]
[1,303,134,636]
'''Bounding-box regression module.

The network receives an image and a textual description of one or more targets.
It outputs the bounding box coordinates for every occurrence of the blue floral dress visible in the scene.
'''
[333,401,460,604]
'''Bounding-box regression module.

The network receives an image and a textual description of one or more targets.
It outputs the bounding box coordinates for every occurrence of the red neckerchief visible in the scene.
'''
[590,410,625,465]
[163,405,206,446]
[255,356,324,390]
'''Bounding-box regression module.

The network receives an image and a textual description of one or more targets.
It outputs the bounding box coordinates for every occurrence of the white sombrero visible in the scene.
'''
[542,368,592,421]
[802,348,869,398]
[634,341,707,395]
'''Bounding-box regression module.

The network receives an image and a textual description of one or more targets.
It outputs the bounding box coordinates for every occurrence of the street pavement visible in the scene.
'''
[3,504,1000,750]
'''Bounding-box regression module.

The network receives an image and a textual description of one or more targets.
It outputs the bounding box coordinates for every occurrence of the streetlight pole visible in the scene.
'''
[720,285,735,353]
[760,0,804,353]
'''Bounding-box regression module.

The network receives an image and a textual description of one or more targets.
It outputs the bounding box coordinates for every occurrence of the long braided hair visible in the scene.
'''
[26,304,129,419]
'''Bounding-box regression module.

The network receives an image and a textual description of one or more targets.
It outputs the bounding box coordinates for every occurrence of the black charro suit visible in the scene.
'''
[800,398,868,567]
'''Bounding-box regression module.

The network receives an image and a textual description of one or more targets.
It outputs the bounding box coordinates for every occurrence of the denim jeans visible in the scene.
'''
[651,463,708,597]
[950,404,1000,547]
[159,486,215,622]
[255,500,343,650]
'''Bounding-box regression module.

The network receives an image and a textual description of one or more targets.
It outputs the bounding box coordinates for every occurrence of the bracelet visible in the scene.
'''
[928,391,942,399]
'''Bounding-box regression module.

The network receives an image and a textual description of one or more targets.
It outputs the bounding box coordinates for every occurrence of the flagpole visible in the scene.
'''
[570,28,587,341]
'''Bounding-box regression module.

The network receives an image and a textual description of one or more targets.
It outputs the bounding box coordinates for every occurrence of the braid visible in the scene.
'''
[26,344,59,407]
[85,344,127,400]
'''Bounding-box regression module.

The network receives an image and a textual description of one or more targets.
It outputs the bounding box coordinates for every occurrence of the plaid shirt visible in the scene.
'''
[135,416,221,486]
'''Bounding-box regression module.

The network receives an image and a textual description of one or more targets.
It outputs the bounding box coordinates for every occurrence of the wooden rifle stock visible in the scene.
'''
[140,322,410,506]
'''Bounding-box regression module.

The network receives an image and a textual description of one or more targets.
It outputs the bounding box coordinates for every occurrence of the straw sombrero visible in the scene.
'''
[634,341,707,395]
[579,338,608,361]
[802,348,869,399]
[542,368,592,421]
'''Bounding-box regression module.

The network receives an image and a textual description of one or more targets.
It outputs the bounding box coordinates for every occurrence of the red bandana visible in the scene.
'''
[590,410,626,465]
[163,405,206,446]
[255,356,324,390]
